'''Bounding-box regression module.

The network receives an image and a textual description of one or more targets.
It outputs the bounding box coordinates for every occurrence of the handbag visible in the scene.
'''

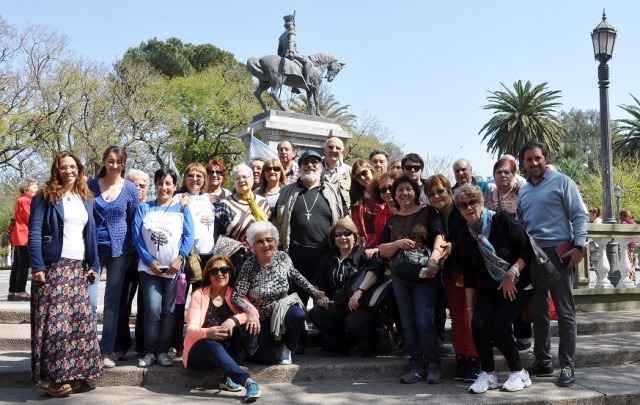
[349,264,392,308]
[526,233,561,289]
[391,213,432,281]
[184,247,202,284]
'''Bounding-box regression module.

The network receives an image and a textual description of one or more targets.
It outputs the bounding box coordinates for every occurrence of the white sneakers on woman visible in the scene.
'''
[469,370,532,394]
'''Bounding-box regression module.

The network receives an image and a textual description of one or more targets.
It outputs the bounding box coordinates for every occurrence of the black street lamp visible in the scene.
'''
[592,10,617,224]
[614,184,622,219]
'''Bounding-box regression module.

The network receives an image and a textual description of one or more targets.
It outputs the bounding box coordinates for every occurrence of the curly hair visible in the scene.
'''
[40,151,93,204]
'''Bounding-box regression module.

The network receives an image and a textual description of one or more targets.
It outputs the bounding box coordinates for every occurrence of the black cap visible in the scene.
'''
[299,150,322,162]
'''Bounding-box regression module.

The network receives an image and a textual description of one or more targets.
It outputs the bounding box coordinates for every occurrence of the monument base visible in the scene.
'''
[237,110,351,156]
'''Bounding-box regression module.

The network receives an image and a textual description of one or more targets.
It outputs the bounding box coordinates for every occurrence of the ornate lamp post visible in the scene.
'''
[592,10,617,224]
[614,185,622,219]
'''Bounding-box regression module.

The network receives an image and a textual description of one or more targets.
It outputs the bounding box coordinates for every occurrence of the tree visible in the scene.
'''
[557,109,601,171]
[613,93,640,158]
[290,85,356,127]
[479,80,566,157]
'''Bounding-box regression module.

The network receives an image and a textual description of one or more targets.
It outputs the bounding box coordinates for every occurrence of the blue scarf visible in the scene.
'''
[469,208,516,283]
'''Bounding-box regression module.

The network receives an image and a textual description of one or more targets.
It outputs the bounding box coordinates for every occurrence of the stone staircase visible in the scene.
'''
[2,302,640,404]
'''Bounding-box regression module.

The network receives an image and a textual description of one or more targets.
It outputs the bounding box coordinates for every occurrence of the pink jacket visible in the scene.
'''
[182,286,254,368]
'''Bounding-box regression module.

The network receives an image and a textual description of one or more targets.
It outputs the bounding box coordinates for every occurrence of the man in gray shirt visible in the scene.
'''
[516,141,588,387]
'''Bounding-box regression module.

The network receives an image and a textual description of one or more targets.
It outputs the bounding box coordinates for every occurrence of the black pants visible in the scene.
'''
[309,304,380,354]
[288,246,328,307]
[113,267,145,353]
[472,287,535,373]
[9,246,30,293]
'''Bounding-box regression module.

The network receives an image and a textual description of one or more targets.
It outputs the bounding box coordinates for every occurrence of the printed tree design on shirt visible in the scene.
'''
[200,213,214,231]
[151,228,169,252]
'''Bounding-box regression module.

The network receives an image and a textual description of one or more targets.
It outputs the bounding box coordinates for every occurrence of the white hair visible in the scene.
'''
[126,169,150,186]
[246,221,279,247]
[231,164,252,180]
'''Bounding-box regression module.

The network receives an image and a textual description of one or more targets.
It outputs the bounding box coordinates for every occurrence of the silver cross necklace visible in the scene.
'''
[301,191,320,220]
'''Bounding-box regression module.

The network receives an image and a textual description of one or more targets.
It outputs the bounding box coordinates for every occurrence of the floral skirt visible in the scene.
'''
[30,258,104,384]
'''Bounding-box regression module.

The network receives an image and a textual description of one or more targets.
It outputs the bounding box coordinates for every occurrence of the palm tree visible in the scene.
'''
[478,80,566,157]
[613,94,640,158]
[289,85,356,128]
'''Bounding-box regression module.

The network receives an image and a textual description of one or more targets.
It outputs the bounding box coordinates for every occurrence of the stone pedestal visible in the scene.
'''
[237,110,351,157]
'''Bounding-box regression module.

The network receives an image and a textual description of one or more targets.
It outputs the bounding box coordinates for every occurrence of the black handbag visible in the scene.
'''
[527,233,561,289]
[349,266,392,308]
[391,212,431,281]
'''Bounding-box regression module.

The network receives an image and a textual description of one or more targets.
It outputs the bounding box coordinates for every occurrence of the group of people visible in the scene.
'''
[24,137,590,401]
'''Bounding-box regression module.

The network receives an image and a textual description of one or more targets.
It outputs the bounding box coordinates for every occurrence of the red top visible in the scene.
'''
[10,193,32,246]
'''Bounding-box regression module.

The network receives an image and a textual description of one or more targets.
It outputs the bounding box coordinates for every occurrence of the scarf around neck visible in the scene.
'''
[468,208,515,283]
[239,191,268,222]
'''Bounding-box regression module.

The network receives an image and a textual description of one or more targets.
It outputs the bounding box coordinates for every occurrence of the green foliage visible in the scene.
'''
[479,80,566,157]
[613,94,640,158]
[557,109,601,171]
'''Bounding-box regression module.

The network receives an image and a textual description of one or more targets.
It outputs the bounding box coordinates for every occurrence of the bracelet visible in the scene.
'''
[467,307,474,310]
[230,316,240,328]
[356,287,365,293]
[509,265,520,277]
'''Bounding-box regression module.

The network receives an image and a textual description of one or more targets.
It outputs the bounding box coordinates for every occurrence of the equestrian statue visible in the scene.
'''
[246,13,345,116]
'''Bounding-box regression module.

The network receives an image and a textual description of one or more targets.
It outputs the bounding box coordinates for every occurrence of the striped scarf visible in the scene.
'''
[468,208,515,283]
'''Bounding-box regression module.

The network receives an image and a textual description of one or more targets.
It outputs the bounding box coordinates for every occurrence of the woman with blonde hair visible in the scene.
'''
[255,158,287,212]
[349,160,383,250]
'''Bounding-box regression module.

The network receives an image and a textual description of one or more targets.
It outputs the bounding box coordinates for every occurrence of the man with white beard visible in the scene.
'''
[273,150,348,309]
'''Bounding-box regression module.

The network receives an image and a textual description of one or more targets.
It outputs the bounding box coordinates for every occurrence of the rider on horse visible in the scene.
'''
[277,14,311,93]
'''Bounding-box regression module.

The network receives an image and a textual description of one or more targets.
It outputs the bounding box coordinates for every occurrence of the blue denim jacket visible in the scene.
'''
[28,194,99,273]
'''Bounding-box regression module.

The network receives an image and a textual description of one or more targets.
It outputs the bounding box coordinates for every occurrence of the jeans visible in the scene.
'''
[9,246,30,293]
[96,246,131,355]
[187,328,258,386]
[139,271,177,355]
[392,278,442,371]
[251,305,306,364]
[113,259,145,354]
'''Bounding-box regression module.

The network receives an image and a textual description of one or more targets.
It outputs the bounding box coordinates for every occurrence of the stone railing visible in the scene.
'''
[582,223,640,289]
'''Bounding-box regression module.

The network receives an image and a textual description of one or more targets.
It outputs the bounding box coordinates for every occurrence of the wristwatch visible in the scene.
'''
[178,254,186,262]
[574,245,585,253]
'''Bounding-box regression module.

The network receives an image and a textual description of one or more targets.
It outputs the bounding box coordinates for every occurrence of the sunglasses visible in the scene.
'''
[209,266,231,275]
[404,164,422,172]
[334,230,353,238]
[379,186,393,194]
[352,169,370,181]
[264,166,282,172]
[207,170,224,176]
[427,188,447,198]
[301,159,321,166]
[458,199,480,210]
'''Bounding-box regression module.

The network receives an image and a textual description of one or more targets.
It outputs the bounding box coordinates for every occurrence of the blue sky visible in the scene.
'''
[2,1,639,177]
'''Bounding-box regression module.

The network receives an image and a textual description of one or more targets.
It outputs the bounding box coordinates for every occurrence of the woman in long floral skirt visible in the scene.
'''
[28,151,104,397]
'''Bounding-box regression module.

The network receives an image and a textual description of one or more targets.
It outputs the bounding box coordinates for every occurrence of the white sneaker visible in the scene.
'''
[157,353,173,367]
[138,353,156,368]
[278,346,292,365]
[502,370,532,392]
[469,371,499,394]
[102,356,116,369]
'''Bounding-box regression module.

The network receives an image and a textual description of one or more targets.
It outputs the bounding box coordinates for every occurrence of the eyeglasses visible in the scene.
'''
[264,166,282,172]
[209,266,231,275]
[207,170,224,176]
[255,237,276,245]
[134,182,147,189]
[404,164,422,172]
[186,173,204,179]
[352,169,370,180]
[458,199,480,210]
[301,159,321,166]
[427,188,447,198]
[58,165,78,172]
[334,230,353,238]
[379,186,393,194]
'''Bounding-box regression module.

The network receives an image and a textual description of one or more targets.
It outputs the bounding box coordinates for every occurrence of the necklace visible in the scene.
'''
[155,199,173,213]
[301,190,320,220]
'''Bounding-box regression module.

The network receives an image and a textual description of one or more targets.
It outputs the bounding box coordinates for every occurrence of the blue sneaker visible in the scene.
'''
[244,381,260,403]
[219,376,242,392]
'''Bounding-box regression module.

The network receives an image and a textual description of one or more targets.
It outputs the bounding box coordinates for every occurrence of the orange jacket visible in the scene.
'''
[10,193,32,246]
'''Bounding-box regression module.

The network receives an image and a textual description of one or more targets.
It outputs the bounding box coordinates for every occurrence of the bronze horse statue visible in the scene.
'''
[246,52,344,116]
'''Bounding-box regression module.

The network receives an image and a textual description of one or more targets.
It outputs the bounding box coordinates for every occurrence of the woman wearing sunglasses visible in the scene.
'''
[454,184,535,394]
[255,158,287,213]
[206,159,231,204]
[183,255,261,403]
[349,160,384,255]
[309,217,385,357]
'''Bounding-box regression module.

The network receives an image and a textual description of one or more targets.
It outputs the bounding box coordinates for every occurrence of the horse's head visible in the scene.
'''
[326,61,345,82]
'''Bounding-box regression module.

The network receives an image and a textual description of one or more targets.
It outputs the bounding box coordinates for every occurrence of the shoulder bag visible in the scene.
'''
[391,212,432,281]
[526,233,561,289]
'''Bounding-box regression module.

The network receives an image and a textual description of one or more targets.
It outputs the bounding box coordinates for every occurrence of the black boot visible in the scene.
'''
[464,357,481,382]
[454,356,466,381]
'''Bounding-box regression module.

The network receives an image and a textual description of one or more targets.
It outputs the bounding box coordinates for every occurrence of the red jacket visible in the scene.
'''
[10,193,32,246]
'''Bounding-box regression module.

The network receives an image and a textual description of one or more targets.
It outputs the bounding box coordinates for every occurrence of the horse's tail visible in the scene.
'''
[246,57,264,81]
